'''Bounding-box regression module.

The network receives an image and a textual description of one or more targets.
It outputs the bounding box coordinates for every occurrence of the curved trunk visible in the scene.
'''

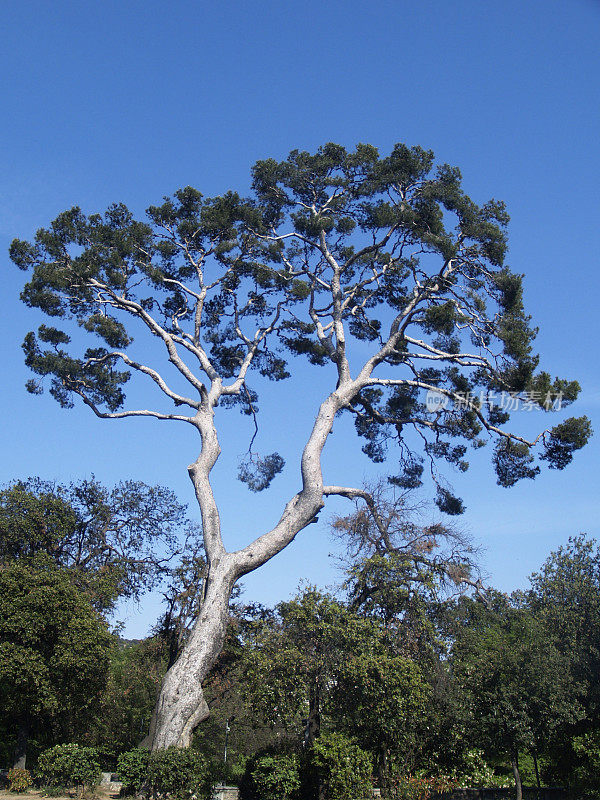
[148,557,235,749]
[146,392,345,749]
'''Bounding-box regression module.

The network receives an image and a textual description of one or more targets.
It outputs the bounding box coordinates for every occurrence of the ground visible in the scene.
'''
[1,789,118,800]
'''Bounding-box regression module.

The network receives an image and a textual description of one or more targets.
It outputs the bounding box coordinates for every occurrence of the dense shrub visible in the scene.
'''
[7,768,32,793]
[250,753,300,800]
[572,730,600,799]
[387,773,457,800]
[117,748,151,794]
[309,732,372,800]
[147,747,210,799]
[37,743,101,791]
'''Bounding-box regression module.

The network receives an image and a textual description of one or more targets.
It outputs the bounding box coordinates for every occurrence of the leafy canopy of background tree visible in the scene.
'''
[10,142,590,514]
[239,588,429,779]
[0,558,113,759]
[86,638,166,764]
[0,477,189,611]
[524,534,600,787]
[333,482,483,664]
[528,534,600,719]
[449,592,582,797]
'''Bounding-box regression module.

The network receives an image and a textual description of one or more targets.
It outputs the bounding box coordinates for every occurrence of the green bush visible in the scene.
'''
[572,730,600,799]
[310,732,372,800]
[387,773,458,800]
[42,786,69,797]
[147,747,210,799]
[37,743,101,791]
[250,753,300,800]
[7,767,32,793]
[117,748,151,794]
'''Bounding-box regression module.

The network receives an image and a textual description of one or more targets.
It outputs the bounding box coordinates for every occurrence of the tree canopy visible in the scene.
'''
[11,143,590,511]
[0,477,189,611]
[9,142,592,748]
[0,558,113,766]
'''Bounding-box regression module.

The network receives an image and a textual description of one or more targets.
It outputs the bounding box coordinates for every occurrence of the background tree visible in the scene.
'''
[526,534,600,786]
[335,482,484,661]
[11,142,590,748]
[0,477,188,611]
[0,558,113,768]
[240,589,429,787]
[154,531,207,669]
[86,638,166,766]
[450,593,582,800]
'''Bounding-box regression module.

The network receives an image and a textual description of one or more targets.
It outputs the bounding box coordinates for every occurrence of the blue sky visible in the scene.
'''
[1,0,599,636]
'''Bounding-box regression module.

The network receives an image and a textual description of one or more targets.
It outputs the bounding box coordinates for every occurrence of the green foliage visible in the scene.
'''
[116,748,151,794]
[529,535,600,692]
[237,452,285,492]
[249,753,300,800]
[526,535,600,780]
[147,747,210,800]
[571,730,600,798]
[0,477,188,611]
[7,767,32,793]
[11,142,590,511]
[450,595,582,762]
[0,560,113,752]
[239,586,431,783]
[309,732,372,800]
[37,743,101,790]
[450,749,511,789]
[87,638,166,762]
[330,646,430,765]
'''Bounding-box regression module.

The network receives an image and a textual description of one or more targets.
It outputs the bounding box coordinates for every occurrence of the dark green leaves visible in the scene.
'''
[10,141,590,512]
[23,331,130,410]
[542,416,592,470]
[238,452,285,492]
[493,439,540,487]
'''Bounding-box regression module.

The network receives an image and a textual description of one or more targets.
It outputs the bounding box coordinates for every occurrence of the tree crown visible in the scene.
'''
[11,142,590,511]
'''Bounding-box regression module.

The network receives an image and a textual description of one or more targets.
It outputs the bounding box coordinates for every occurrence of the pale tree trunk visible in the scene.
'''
[146,328,389,750]
[511,749,523,800]
[147,558,236,748]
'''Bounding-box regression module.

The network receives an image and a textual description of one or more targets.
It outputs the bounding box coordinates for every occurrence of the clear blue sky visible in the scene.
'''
[1,0,599,636]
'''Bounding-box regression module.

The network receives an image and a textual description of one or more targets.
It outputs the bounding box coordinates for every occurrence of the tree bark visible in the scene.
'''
[307,677,321,746]
[533,750,541,791]
[511,750,523,800]
[13,719,28,769]
[147,390,350,749]
[147,557,236,749]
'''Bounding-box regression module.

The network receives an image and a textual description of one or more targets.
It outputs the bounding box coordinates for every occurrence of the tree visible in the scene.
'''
[526,535,600,787]
[10,142,590,748]
[240,589,430,786]
[0,477,188,611]
[334,482,485,662]
[240,590,366,744]
[528,534,600,723]
[450,595,582,800]
[154,532,208,669]
[0,557,113,768]
[86,638,166,764]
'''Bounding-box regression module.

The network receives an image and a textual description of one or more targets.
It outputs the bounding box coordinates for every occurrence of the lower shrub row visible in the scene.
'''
[117,746,212,798]
[239,732,373,800]
[6,743,212,799]
[6,732,389,800]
